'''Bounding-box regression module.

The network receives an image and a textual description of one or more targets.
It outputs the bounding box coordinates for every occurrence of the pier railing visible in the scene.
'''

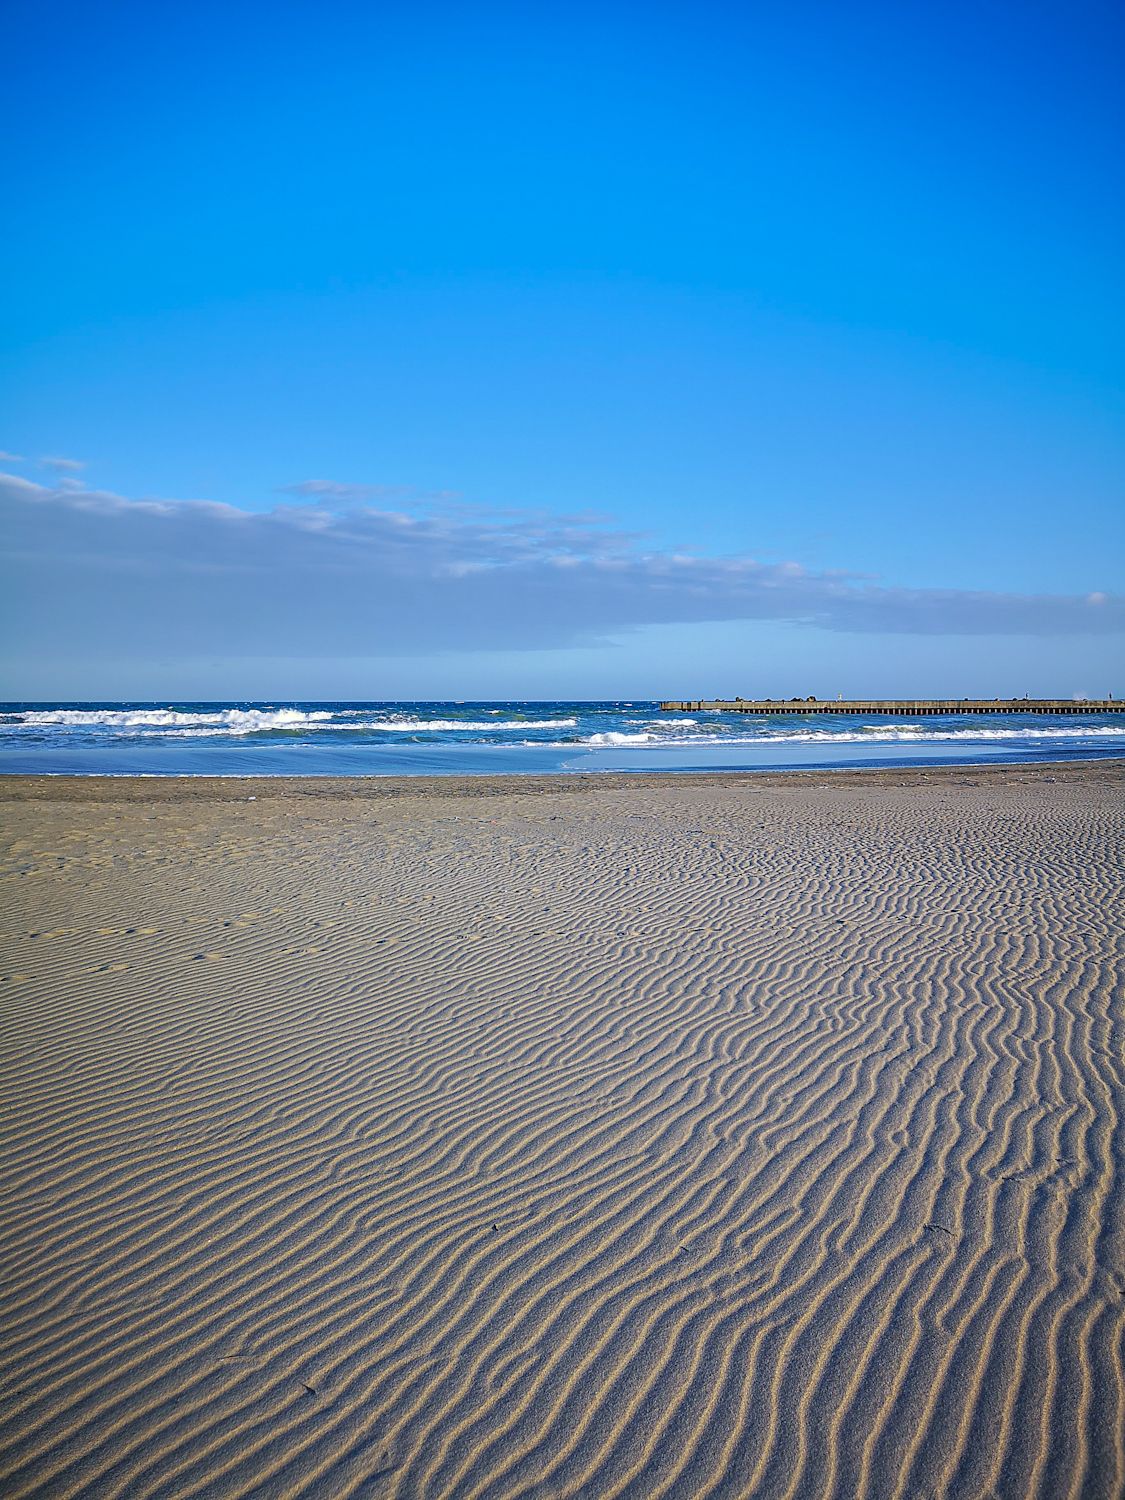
[658,699,1121,716]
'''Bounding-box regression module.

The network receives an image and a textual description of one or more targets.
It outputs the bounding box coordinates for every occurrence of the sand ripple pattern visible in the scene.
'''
[1,767,1123,1498]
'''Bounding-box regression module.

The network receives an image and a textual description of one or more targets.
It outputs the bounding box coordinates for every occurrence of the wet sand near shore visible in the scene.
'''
[1,762,1123,1498]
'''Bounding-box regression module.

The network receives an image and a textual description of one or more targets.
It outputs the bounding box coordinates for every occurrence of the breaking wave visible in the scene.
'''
[4,708,578,737]
[577,724,1125,748]
[9,707,335,732]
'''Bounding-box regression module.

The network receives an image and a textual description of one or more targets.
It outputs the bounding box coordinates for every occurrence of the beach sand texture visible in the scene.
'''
[1,764,1123,1499]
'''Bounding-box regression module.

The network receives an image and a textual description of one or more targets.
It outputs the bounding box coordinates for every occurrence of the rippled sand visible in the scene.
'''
[1,763,1123,1499]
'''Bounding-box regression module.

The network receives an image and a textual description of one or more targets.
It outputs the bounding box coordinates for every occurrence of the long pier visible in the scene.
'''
[659,698,1121,716]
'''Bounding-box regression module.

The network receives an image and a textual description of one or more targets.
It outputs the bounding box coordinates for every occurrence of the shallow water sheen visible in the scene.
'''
[1,700,1123,775]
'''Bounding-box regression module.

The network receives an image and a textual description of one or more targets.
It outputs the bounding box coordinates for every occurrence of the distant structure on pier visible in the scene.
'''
[658,698,1121,717]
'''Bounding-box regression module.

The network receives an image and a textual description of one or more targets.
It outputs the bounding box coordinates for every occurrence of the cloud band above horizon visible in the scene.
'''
[2,471,1120,665]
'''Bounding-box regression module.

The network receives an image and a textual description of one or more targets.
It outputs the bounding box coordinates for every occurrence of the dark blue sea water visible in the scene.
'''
[1,702,1123,776]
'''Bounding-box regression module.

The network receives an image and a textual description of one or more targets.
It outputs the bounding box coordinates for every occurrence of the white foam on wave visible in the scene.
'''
[578,724,1125,749]
[585,731,662,746]
[13,707,336,732]
[9,708,579,737]
[773,725,1125,743]
[159,717,580,737]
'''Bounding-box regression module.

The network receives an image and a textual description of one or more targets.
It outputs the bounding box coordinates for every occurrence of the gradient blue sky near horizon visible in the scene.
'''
[2,0,1122,700]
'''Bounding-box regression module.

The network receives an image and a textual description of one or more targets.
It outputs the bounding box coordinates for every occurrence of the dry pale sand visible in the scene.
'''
[1,762,1123,1500]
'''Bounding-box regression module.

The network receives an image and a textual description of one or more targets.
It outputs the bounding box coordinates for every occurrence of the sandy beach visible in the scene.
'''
[1,761,1122,1499]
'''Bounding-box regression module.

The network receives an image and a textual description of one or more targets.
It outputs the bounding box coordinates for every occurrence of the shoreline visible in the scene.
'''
[1,755,1122,803]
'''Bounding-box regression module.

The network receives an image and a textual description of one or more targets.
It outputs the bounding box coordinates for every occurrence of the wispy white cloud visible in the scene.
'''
[278,479,461,504]
[0,450,24,462]
[1,471,1121,662]
[40,455,86,473]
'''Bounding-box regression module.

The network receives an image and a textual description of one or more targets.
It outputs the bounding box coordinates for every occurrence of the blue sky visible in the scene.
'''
[2,0,1122,699]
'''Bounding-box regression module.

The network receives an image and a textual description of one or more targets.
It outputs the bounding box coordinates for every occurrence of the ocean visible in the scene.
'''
[1,701,1123,775]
